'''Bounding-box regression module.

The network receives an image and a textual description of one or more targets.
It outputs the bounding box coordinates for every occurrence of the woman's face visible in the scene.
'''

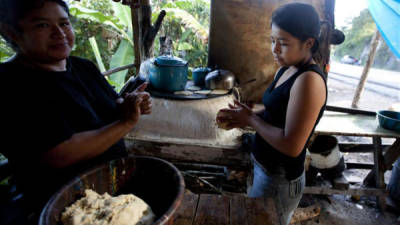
[270,23,311,67]
[13,1,74,63]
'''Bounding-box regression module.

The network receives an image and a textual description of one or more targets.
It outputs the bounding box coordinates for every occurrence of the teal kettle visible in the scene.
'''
[149,55,188,92]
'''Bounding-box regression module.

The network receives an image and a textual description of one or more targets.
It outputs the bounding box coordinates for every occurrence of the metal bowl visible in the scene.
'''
[377,110,400,131]
[39,156,185,225]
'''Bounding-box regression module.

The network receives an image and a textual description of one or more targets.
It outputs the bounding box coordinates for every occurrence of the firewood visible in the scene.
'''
[290,204,321,224]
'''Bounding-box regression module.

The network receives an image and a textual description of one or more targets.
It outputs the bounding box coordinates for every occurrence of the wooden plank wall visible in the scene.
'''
[208,0,334,102]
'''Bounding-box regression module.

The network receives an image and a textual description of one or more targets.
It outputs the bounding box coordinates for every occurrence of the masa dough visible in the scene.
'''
[186,85,201,91]
[194,90,211,95]
[174,90,193,96]
[61,189,155,225]
[210,89,229,95]
[216,110,232,130]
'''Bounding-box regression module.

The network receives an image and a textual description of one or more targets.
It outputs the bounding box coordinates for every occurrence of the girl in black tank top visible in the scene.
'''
[216,3,327,225]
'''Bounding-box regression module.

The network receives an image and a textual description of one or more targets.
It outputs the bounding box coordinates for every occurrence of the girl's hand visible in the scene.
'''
[216,100,253,129]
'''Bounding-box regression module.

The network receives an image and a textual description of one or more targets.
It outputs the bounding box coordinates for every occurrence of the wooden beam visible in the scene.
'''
[346,162,374,170]
[305,184,387,196]
[313,0,336,74]
[130,0,165,75]
[339,143,391,153]
[124,139,251,169]
[102,63,136,77]
[131,0,141,74]
[352,29,381,108]
[364,138,400,185]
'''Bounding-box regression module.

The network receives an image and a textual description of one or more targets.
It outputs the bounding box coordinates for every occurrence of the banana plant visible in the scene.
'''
[152,0,210,67]
[162,8,208,44]
[69,2,134,91]
[68,0,210,90]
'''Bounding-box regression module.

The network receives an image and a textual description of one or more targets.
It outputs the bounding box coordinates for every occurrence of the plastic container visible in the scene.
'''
[377,110,400,132]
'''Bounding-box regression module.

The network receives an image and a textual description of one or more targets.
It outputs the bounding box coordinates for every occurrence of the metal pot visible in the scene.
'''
[149,55,188,92]
[192,67,211,86]
[205,69,235,90]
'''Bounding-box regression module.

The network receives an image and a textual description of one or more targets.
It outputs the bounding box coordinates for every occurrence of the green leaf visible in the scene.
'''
[163,8,209,43]
[109,39,134,92]
[69,4,133,46]
[70,5,123,30]
[175,1,192,9]
[178,42,193,51]
[180,29,192,43]
[110,2,132,34]
[89,37,106,72]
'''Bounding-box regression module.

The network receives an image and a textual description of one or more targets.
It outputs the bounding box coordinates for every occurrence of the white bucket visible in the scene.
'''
[309,135,342,169]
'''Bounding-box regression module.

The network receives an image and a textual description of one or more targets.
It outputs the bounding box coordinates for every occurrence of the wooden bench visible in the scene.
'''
[311,111,400,209]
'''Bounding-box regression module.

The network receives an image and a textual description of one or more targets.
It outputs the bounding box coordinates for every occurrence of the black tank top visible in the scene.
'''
[252,64,327,180]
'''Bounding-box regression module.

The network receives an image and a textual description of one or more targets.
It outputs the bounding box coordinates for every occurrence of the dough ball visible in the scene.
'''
[61,189,155,225]
[216,110,232,130]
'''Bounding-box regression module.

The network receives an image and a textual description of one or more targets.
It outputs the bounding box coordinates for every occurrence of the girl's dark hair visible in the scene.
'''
[0,0,70,51]
[271,3,321,53]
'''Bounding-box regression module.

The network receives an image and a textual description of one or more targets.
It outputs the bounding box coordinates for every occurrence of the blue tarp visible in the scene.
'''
[368,0,400,58]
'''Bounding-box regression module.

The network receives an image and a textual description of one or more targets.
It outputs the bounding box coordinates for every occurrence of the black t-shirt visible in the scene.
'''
[252,64,327,180]
[1,56,127,210]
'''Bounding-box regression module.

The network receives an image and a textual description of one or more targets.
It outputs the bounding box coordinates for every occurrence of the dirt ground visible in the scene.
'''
[297,68,400,225]
[295,195,399,225]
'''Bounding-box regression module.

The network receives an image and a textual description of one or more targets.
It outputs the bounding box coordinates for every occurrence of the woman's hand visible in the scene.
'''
[135,83,152,115]
[119,82,152,126]
[217,100,254,129]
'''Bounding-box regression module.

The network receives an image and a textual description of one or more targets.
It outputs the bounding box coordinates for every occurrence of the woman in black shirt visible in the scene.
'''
[217,3,327,225]
[0,0,152,215]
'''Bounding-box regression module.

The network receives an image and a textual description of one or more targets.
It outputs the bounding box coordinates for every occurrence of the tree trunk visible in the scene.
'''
[132,0,141,75]
[131,0,166,74]
[351,29,381,108]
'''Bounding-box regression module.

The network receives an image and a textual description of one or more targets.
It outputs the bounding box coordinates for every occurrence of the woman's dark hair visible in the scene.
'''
[271,3,321,53]
[0,0,70,51]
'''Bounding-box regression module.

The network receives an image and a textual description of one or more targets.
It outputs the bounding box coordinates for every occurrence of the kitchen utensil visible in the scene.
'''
[205,69,235,90]
[149,55,188,92]
[119,74,147,97]
[192,67,211,86]
[377,110,400,131]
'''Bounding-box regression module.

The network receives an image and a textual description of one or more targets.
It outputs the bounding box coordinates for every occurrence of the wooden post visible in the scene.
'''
[351,29,381,108]
[131,0,166,74]
[313,0,335,74]
[131,0,141,74]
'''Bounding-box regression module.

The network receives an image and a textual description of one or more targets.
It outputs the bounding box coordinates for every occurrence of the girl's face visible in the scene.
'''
[270,23,313,67]
[12,1,75,63]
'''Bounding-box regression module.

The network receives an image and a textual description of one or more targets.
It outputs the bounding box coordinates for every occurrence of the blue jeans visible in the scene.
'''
[249,157,305,225]
[388,158,400,204]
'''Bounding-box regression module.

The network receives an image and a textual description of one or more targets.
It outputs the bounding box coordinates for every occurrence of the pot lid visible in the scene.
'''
[205,69,235,80]
[193,67,211,73]
[155,55,187,66]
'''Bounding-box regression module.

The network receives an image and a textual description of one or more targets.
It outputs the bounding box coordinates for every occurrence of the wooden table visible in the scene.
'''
[171,193,278,225]
[312,112,400,208]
